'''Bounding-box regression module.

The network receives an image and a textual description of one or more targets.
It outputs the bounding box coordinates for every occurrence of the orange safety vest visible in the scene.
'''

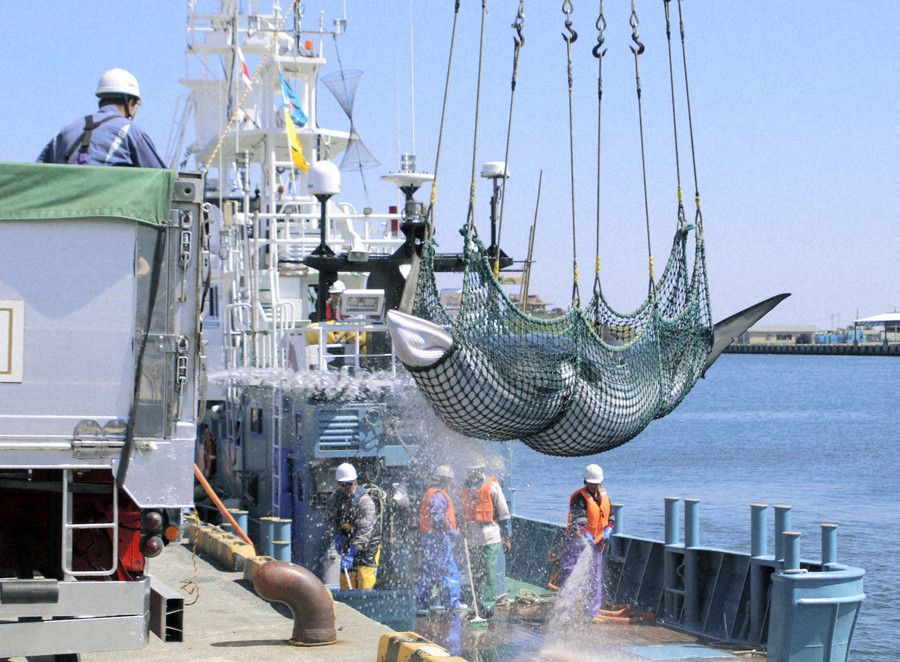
[460,476,498,523]
[418,488,457,532]
[567,487,610,543]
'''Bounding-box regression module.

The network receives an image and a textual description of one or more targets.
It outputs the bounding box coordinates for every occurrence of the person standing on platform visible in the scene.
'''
[558,463,615,616]
[459,458,512,618]
[325,462,382,589]
[415,465,464,614]
[325,280,346,321]
[37,68,165,168]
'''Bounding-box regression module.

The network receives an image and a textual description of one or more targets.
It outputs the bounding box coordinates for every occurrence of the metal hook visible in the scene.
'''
[592,2,607,59]
[562,0,578,43]
[513,0,524,48]
[629,1,644,55]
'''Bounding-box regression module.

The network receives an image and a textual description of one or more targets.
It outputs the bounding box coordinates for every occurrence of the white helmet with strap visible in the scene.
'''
[583,463,604,484]
[335,462,358,483]
[96,68,141,100]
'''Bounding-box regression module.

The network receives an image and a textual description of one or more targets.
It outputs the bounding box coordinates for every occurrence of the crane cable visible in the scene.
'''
[493,0,526,278]
[561,0,580,307]
[591,1,607,300]
[629,0,656,297]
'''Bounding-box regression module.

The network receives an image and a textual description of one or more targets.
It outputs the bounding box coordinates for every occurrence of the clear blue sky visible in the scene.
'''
[4,1,898,329]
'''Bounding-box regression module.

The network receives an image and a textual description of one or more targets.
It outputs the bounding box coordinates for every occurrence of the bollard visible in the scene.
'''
[611,503,623,535]
[750,504,767,558]
[821,523,838,566]
[783,531,801,572]
[683,499,700,626]
[664,497,680,546]
[663,497,681,620]
[273,540,291,562]
[261,516,278,558]
[773,505,791,563]
[749,504,769,642]
[684,499,700,549]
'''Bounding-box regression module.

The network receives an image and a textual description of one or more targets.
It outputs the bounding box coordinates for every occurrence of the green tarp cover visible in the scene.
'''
[0,162,176,226]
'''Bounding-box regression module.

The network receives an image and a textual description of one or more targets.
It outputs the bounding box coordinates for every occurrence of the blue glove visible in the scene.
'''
[502,519,513,539]
[601,525,614,541]
[450,528,461,540]
[333,533,344,555]
[341,544,358,571]
[583,532,595,546]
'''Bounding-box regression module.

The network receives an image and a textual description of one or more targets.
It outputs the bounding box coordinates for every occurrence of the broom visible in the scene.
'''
[462,534,489,627]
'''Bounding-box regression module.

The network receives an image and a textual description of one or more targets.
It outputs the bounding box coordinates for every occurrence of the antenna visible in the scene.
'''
[409,0,416,157]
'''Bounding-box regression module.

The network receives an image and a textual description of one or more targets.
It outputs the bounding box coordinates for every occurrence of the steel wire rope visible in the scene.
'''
[424,0,463,234]
[492,0,526,278]
[629,0,656,296]
[200,0,299,177]
[562,0,581,307]
[591,1,607,299]
[663,0,688,230]
[676,0,704,233]
[463,0,490,238]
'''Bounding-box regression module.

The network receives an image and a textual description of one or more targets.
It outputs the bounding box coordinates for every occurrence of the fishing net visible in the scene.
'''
[403,224,713,457]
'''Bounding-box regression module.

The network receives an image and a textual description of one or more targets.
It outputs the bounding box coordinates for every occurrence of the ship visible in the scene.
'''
[177,2,864,660]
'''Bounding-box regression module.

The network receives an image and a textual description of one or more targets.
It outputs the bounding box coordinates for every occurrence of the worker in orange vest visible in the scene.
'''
[415,465,464,614]
[558,463,616,617]
[459,458,512,619]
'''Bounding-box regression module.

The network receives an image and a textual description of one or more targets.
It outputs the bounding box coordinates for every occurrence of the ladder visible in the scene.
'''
[61,470,119,578]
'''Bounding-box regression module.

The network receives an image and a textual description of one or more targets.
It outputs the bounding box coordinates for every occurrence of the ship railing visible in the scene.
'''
[287,321,397,375]
[223,299,297,370]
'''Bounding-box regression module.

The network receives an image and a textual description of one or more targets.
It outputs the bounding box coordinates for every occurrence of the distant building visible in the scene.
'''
[736,325,821,345]
[508,293,552,317]
[854,313,900,344]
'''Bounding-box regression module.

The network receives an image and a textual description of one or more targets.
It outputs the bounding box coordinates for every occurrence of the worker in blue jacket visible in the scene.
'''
[37,68,165,168]
[415,465,464,614]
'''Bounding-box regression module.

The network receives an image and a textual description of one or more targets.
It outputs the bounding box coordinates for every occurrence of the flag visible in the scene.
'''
[284,108,308,171]
[279,73,308,127]
[236,47,252,86]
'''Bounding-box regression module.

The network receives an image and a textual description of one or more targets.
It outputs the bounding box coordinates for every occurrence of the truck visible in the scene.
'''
[0,162,204,659]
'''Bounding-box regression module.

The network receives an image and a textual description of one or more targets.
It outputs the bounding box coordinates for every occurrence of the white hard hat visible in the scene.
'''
[583,464,604,484]
[335,462,357,483]
[435,465,454,480]
[96,68,141,99]
[329,280,346,294]
[468,456,486,472]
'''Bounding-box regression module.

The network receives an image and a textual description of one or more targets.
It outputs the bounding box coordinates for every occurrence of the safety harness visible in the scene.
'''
[65,114,118,164]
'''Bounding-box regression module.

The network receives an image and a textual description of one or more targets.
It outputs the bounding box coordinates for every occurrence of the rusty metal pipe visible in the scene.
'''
[252,561,337,646]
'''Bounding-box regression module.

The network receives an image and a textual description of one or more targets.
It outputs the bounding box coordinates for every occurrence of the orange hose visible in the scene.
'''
[193,463,255,551]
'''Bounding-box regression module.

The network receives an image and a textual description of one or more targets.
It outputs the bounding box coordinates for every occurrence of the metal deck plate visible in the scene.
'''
[620,644,737,660]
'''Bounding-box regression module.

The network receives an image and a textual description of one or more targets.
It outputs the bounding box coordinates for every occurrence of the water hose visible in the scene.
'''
[193,463,255,551]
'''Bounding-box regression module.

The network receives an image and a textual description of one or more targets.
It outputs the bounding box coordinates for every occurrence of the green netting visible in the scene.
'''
[405,223,713,457]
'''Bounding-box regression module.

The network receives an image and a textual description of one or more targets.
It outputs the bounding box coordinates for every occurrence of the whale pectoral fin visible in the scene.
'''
[704,292,791,376]
[398,252,421,314]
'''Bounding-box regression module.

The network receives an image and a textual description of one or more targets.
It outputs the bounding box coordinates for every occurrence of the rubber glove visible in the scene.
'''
[341,544,358,571]
[601,525,614,541]
[333,533,344,555]
[450,528,461,541]
[583,532,595,546]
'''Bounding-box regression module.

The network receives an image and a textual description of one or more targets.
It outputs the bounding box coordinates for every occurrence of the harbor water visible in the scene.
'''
[512,353,899,662]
